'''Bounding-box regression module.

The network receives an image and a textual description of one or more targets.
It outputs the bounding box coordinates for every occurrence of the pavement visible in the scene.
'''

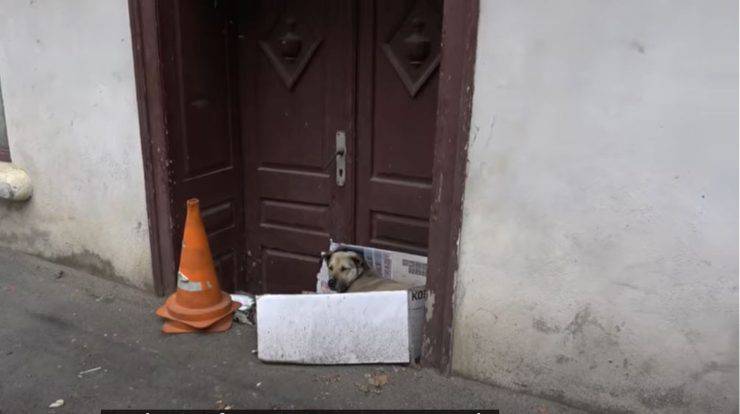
[0,247,587,413]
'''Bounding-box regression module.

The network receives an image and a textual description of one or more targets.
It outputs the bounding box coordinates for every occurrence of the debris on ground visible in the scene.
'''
[48,399,65,408]
[215,400,232,410]
[233,311,251,324]
[256,382,262,388]
[356,371,389,394]
[78,366,102,377]
[250,349,257,355]
[55,270,65,279]
[355,382,378,394]
[231,292,255,325]
[368,372,388,387]
[231,292,254,311]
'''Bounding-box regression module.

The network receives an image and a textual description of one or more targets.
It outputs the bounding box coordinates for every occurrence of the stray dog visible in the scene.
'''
[323,249,411,293]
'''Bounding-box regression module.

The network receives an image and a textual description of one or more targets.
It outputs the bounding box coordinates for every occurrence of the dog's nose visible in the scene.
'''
[328,278,336,290]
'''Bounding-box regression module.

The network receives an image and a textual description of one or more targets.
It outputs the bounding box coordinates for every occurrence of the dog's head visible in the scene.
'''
[322,249,367,293]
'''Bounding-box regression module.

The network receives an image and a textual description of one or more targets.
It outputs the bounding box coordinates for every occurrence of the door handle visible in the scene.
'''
[335,130,346,187]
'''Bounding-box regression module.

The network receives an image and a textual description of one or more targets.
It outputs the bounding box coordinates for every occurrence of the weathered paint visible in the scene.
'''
[452,0,738,412]
[0,0,152,289]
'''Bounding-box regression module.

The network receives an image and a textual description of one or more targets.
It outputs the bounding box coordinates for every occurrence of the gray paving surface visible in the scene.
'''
[0,248,587,413]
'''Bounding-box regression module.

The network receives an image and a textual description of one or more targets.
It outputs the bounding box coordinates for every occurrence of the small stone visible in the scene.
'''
[55,270,65,279]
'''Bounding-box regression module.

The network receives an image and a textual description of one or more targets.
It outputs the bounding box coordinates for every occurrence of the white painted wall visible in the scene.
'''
[452,0,738,412]
[0,0,152,289]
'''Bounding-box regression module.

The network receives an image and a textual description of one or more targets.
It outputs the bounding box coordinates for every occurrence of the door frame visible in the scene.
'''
[128,0,478,373]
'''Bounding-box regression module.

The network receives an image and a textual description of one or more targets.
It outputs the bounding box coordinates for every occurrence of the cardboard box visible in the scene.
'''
[256,242,427,364]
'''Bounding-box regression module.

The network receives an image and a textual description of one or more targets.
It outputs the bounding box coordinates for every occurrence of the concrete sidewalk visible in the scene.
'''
[0,248,586,413]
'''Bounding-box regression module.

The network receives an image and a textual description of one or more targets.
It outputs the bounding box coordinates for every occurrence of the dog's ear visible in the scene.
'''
[321,250,333,265]
[348,251,365,268]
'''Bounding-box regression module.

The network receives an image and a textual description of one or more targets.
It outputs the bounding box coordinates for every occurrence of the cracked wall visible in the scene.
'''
[0,0,152,290]
[452,0,738,412]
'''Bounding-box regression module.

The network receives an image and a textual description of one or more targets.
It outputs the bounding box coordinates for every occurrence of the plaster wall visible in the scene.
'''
[452,0,738,412]
[0,0,152,289]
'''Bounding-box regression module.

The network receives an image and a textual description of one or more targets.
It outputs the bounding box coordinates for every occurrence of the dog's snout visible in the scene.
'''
[328,278,337,290]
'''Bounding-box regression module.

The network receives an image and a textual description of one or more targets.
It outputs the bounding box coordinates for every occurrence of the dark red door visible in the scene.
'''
[238,0,356,293]
[159,0,246,292]
[237,0,441,293]
[356,0,442,255]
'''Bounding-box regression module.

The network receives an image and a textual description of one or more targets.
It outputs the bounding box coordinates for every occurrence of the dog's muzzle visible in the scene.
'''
[328,278,348,292]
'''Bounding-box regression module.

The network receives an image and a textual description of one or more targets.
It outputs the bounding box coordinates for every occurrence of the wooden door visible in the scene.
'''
[159,0,246,292]
[237,0,440,293]
[237,0,356,293]
[356,0,442,255]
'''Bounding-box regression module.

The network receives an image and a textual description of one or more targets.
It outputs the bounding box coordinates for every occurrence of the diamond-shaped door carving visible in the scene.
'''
[382,0,442,97]
[260,17,322,90]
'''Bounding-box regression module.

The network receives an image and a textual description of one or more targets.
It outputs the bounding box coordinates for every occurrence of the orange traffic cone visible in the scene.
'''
[156,198,239,333]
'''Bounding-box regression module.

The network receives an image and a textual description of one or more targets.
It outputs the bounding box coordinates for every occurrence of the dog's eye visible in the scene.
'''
[340,266,348,271]
[328,266,333,271]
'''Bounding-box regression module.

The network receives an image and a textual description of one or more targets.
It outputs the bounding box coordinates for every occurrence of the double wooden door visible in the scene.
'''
[162,0,441,293]
[239,0,441,293]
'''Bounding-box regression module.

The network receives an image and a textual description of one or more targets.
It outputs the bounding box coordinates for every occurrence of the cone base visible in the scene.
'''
[161,312,235,334]
[156,290,234,327]
[157,300,239,330]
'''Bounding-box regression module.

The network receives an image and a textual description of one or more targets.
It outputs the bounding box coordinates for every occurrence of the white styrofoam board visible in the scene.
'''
[257,291,411,364]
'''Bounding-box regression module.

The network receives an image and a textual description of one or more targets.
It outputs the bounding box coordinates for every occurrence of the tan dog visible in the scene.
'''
[323,249,411,293]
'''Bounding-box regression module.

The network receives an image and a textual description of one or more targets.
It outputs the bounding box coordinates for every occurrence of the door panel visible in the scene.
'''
[356,0,442,255]
[238,0,355,293]
[159,0,245,292]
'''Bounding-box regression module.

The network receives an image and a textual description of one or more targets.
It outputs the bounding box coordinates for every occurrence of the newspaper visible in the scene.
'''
[316,241,427,293]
